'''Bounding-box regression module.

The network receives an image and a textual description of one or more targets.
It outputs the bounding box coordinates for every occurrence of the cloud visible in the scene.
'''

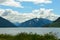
[0,9,35,23]
[0,0,23,8]
[32,8,58,21]
[17,0,52,4]
[0,0,52,8]
[0,8,59,24]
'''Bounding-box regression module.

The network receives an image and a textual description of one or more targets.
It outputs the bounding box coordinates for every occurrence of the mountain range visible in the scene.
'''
[0,9,58,25]
[0,9,60,27]
[19,18,52,27]
[0,16,60,27]
[0,17,52,27]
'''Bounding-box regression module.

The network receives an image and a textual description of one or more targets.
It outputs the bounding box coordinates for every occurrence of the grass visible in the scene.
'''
[0,32,59,40]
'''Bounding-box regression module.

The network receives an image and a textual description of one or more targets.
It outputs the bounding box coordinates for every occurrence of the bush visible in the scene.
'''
[0,32,59,40]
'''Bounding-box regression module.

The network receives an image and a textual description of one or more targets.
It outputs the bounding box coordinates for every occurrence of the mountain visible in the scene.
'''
[0,9,59,26]
[0,17,16,27]
[54,17,60,22]
[44,17,60,27]
[19,18,52,27]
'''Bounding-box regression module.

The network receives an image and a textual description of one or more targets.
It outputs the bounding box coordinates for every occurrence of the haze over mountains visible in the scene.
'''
[0,8,60,27]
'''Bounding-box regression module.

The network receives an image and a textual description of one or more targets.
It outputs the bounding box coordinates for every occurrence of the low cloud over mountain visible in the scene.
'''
[0,8,59,27]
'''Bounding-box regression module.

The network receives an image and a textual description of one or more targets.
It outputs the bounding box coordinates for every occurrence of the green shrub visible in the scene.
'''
[0,32,59,40]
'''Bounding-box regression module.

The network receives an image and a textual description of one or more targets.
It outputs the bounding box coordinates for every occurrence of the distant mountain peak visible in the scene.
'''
[19,18,52,27]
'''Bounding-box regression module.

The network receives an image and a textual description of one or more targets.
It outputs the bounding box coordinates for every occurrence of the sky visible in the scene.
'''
[0,0,60,15]
[0,0,60,23]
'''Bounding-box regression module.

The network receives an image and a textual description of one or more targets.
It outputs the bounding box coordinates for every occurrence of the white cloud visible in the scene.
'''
[0,0,23,8]
[17,0,52,4]
[0,0,52,8]
[32,8,58,21]
[0,8,59,24]
[0,9,35,23]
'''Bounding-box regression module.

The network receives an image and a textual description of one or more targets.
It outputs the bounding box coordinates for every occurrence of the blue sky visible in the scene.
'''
[0,0,60,15]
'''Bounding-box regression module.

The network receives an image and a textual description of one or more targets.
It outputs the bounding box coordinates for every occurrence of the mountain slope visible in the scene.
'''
[0,17,16,27]
[54,17,60,22]
[19,18,52,27]
[45,17,60,27]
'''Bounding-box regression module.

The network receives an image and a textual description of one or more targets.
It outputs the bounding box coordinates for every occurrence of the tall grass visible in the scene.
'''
[0,32,59,40]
